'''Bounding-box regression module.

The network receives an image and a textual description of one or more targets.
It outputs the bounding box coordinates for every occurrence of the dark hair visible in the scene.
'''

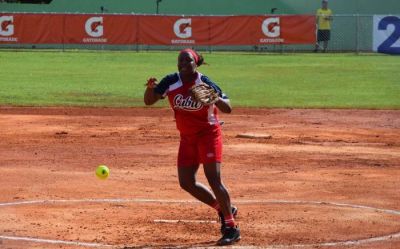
[196,52,205,67]
[191,49,205,67]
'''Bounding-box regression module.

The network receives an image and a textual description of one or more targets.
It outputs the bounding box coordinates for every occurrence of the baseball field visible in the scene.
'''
[0,51,399,249]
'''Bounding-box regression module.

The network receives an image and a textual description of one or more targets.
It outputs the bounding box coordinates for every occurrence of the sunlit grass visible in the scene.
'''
[0,50,398,108]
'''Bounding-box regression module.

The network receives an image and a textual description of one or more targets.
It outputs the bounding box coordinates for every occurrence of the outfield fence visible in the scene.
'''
[0,13,398,53]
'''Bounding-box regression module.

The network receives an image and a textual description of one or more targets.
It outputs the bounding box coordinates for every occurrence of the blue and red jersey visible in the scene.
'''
[154,72,229,135]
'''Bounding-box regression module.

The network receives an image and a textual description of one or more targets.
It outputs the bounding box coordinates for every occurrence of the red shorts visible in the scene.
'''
[178,128,222,167]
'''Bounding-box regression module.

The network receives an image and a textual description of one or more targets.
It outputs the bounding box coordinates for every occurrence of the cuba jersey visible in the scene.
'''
[154,72,228,135]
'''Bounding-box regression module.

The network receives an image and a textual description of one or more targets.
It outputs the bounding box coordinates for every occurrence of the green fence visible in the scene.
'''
[0,0,399,15]
[1,0,399,52]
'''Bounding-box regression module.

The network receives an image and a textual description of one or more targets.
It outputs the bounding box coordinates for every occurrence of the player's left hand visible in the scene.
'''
[189,83,219,105]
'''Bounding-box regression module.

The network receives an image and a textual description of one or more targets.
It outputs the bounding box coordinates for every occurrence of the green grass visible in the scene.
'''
[0,50,399,109]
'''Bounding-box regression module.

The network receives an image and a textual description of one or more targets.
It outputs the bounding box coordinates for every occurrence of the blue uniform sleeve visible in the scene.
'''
[154,73,179,96]
[200,75,229,99]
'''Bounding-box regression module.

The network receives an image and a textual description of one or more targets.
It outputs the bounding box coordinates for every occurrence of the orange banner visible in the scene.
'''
[0,14,315,45]
[64,14,137,44]
[209,16,255,45]
[254,15,316,44]
[139,15,315,45]
[0,13,63,44]
[138,16,211,45]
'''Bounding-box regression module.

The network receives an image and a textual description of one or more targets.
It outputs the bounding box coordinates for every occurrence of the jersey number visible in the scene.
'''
[377,16,400,54]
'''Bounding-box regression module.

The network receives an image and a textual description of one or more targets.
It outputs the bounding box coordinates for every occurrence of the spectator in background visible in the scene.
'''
[314,0,333,52]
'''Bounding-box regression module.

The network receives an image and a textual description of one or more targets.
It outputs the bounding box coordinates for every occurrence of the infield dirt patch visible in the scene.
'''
[0,107,399,249]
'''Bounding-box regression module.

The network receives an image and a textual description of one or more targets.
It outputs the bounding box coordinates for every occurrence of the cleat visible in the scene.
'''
[217,226,241,246]
[219,206,238,234]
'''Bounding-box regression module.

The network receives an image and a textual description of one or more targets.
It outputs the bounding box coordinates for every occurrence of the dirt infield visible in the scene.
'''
[0,107,399,249]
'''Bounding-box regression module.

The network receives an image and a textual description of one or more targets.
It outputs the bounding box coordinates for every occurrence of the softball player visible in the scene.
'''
[144,48,240,245]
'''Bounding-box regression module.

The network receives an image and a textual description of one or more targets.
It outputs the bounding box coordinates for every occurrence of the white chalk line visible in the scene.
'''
[0,235,113,248]
[1,198,400,248]
[1,198,400,216]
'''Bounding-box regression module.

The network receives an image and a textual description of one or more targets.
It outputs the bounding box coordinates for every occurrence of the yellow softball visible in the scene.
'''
[96,165,110,180]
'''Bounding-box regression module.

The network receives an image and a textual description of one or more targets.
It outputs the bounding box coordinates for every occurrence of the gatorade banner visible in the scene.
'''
[0,13,315,45]
[140,15,315,45]
[64,14,137,44]
[0,14,64,44]
[138,15,210,45]
[255,15,316,44]
[206,15,316,45]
